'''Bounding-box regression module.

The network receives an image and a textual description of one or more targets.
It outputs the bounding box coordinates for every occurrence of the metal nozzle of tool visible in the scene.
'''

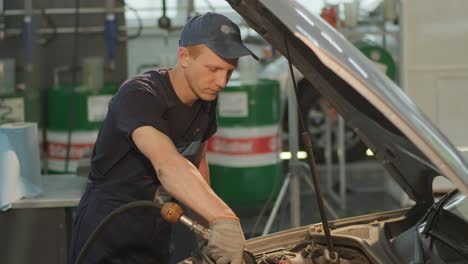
[161,202,211,240]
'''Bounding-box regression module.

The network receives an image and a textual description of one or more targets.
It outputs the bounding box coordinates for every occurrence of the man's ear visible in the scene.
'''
[178,47,189,68]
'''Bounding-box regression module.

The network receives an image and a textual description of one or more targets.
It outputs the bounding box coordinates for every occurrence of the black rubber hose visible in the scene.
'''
[74,201,161,264]
[74,200,257,264]
[117,0,143,41]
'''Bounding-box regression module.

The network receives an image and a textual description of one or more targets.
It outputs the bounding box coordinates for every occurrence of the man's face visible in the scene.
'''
[183,45,238,101]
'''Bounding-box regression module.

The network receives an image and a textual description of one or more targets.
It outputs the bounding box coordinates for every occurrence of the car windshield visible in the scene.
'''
[421,191,468,259]
[443,192,468,219]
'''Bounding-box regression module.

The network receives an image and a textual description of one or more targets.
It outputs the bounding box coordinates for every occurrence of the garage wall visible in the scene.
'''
[401,0,468,154]
[0,1,128,126]
[125,29,180,76]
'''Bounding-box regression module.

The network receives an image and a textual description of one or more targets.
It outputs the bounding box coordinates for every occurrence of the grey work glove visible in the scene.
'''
[206,218,246,264]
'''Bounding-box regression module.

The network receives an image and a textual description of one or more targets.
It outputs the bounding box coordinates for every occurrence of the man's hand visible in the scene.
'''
[206,218,245,264]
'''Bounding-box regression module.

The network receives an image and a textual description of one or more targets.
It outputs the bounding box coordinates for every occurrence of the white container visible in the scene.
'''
[0,122,43,210]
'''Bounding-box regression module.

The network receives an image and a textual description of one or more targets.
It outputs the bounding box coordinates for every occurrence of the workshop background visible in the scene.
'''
[0,0,465,263]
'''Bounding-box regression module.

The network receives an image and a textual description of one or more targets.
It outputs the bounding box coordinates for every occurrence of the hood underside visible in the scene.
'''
[227,0,468,204]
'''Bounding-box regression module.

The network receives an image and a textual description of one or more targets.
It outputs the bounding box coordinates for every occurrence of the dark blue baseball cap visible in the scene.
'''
[179,12,259,61]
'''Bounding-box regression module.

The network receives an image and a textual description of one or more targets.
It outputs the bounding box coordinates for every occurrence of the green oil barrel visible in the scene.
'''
[207,79,283,208]
[355,40,396,80]
[46,84,117,173]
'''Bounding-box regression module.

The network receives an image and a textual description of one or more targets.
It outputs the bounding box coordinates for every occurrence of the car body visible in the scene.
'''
[186,1,468,263]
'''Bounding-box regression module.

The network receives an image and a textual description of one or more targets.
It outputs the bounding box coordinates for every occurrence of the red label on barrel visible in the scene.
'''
[207,134,280,155]
[47,142,94,160]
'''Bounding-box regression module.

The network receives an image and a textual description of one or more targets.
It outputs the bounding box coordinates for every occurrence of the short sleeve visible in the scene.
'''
[109,79,169,147]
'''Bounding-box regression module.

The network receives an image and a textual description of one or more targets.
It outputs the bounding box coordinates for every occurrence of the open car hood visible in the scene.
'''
[227,0,468,205]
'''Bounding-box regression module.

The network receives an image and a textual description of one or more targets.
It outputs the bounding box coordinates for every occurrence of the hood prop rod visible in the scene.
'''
[284,36,337,261]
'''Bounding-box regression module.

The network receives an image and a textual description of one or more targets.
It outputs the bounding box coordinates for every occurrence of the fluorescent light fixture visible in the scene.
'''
[297,151,308,159]
[321,32,343,53]
[280,152,292,160]
[348,57,368,79]
[296,8,315,26]
[457,146,468,152]
[280,151,309,160]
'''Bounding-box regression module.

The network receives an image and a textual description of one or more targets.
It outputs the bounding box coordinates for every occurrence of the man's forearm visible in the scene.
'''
[156,155,235,222]
[132,126,235,222]
[198,159,210,184]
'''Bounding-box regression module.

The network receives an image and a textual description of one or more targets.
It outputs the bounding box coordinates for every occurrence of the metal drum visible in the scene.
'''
[207,79,283,208]
[46,84,117,173]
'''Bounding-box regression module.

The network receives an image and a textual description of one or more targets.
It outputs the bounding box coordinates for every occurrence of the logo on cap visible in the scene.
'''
[220,24,239,36]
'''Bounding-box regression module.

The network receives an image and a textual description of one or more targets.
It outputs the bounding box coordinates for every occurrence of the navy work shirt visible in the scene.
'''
[89,69,217,201]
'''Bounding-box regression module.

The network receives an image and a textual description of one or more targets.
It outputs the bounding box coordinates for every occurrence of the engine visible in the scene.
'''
[247,240,371,264]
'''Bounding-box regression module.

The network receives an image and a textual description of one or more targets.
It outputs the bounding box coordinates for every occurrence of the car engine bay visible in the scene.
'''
[188,209,416,264]
[245,239,372,264]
